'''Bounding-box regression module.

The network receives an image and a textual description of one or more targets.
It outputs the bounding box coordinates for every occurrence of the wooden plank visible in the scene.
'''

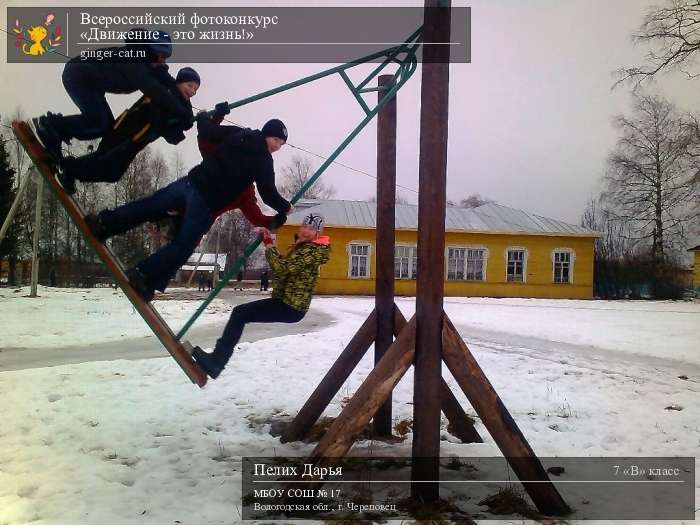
[12,121,207,388]
[439,380,482,443]
[413,0,453,501]
[374,74,398,436]
[280,309,377,443]
[394,307,481,444]
[308,315,416,460]
[441,315,570,515]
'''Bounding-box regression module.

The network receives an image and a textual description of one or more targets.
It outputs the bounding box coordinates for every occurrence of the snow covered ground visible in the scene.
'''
[0,291,698,524]
[0,286,233,349]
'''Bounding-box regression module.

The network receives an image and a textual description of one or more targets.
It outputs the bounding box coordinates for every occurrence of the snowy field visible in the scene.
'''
[0,290,699,523]
[0,286,233,349]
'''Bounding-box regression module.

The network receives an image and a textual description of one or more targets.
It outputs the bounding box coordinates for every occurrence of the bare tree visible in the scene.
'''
[170,150,187,180]
[456,193,495,209]
[366,193,410,204]
[616,0,700,86]
[279,155,336,200]
[605,93,699,261]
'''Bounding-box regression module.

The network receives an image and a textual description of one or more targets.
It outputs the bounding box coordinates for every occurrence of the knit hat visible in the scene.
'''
[176,67,200,85]
[261,119,288,142]
[302,213,324,232]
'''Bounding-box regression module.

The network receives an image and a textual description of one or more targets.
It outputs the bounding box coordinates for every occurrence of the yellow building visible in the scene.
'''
[278,201,602,299]
[689,243,700,293]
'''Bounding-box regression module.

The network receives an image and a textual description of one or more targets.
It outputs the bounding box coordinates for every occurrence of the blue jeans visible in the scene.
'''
[52,63,115,141]
[100,178,214,292]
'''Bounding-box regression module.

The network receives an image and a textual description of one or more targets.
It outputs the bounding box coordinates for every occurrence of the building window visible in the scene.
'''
[553,249,574,284]
[394,245,417,279]
[349,243,370,278]
[506,248,526,282]
[447,247,486,281]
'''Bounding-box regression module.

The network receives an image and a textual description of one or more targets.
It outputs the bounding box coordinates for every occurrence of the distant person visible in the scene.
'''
[207,273,213,291]
[236,269,244,291]
[260,269,269,291]
[197,271,206,292]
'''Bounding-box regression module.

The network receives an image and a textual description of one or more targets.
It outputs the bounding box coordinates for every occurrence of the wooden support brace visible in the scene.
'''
[12,121,207,388]
[393,306,482,443]
[307,315,416,463]
[441,315,570,515]
[280,309,377,443]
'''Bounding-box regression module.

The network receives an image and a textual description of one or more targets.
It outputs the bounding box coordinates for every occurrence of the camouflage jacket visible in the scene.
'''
[266,237,331,312]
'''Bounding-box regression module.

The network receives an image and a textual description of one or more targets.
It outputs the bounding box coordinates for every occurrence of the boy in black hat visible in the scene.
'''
[56,66,200,194]
[85,119,292,302]
[31,29,191,164]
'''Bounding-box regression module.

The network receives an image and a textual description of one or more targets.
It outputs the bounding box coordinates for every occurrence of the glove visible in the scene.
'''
[273,212,287,226]
[163,130,186,145]
[214,101,231,117]
[255,227,274,246]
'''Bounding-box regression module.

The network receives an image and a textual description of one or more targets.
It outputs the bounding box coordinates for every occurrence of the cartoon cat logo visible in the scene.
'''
[13,13,62,57]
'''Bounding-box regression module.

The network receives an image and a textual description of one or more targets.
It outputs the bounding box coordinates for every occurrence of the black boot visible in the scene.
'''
[84,213,109,242]
[192,347,224,379]
[31,113,64,165]
[56,170,77,195]
[125,267,155,302]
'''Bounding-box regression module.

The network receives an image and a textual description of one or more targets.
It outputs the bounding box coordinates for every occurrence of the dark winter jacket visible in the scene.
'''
[187,126,291,215]
[196,116,278,227]
[64,47,189,121]
[266,237,331,312]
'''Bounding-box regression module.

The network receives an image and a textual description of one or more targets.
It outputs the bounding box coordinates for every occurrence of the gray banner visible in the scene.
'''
[242,456,696,520]
[7,7,471,64]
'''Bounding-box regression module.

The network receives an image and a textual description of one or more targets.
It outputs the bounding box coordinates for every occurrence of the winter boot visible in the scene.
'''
[84,213,109,242]
[125,267,155,302]
[56,170,77,195]
[192,346,224,379]
[31,113,64,164]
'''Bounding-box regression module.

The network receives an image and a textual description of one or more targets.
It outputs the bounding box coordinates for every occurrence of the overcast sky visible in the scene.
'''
[1,0,697,224]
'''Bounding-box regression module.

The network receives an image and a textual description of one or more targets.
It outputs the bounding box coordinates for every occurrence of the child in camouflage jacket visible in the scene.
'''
[192,213,330,379]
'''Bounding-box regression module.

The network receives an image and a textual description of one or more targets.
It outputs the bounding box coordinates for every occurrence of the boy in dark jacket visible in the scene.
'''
[85,119,292,302]
[31,29,191,163]
[151,107,287,242]
[56,67,200,194]
[192,213,330,379]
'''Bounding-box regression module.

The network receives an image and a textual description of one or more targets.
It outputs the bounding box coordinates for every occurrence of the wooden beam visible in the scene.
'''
[281,309,377,443]
[441,315,570,515]
[12,121,207,388]
[413,0,453,502]
[440,380,483,443]
[374,73,398,436]
[307,315,416,460]
[394,307,482,444]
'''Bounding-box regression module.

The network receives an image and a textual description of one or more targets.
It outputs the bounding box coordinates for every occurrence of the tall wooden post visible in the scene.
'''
[412,0,451,502]
[374,74,397,436]
[30,173,44,298]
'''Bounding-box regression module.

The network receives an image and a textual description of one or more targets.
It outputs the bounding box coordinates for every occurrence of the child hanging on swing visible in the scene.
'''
[56,66,200,194]
[191,213,330,379]
[31,29,191,168]
[85,118,293,301]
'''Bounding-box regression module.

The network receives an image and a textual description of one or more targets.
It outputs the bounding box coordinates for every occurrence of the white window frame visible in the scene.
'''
[445,245,488,282]
[394,243,418,280]
[505,246,528,283]
[347,242,372,279]
[551,248,575,284]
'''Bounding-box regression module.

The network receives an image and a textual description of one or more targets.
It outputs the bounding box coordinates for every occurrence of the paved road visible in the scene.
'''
[0,291,333,372]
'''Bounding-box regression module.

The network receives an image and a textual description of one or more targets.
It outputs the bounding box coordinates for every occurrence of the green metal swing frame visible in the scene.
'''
[176,27,422,339]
